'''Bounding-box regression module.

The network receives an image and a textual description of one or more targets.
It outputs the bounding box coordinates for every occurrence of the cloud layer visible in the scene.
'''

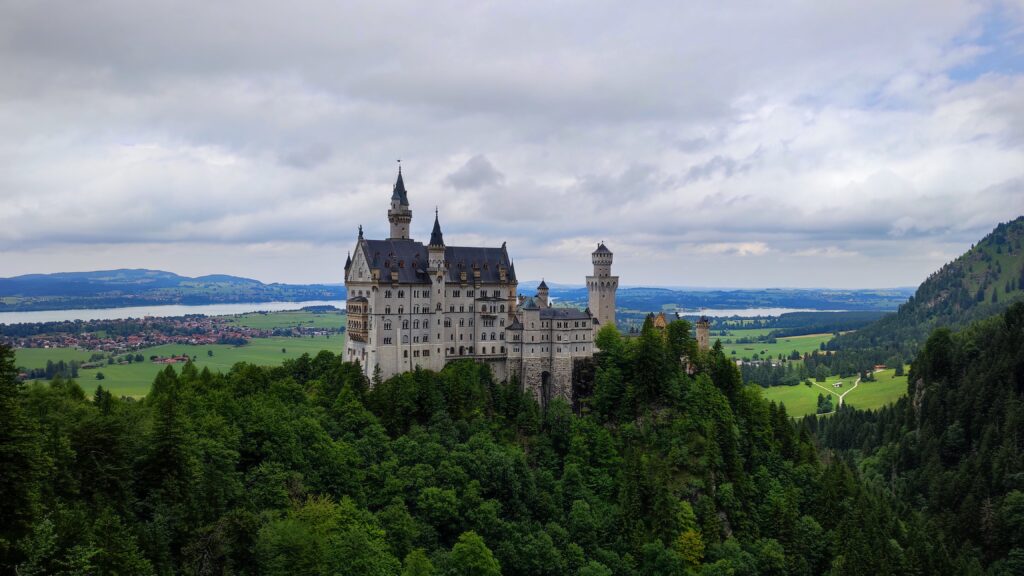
[1,0,1023,287]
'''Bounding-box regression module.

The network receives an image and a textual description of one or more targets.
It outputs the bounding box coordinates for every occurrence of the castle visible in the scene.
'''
[344,168,617,405]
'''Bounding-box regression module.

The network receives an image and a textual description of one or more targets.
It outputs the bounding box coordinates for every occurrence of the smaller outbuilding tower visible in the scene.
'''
[696,316,711,351]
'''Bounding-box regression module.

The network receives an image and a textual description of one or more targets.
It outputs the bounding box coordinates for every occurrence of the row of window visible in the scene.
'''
[381,288,510,299]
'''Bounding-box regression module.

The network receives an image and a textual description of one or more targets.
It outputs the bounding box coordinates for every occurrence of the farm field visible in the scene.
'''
[844,368,909,412]
[759,368,908,418]
[16,334,345,397]
[721,332,833,360]
[226,309,346,330]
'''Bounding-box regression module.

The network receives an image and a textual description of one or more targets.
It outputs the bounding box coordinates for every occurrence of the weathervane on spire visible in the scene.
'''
[397,158,401,175]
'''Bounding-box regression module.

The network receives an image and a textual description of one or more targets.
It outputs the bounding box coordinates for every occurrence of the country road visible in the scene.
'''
[811,375,862,413]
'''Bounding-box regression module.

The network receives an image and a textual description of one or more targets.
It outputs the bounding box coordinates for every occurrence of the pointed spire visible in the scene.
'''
[429,207,445,247]
[345,251,352,270]
[391,162,409,205]
[538,278,548,290]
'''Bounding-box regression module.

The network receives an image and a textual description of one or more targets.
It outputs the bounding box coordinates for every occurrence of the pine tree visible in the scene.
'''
[0,344,45,566]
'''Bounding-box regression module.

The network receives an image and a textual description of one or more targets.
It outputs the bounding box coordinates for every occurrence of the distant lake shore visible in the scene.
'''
[0,300,347,325]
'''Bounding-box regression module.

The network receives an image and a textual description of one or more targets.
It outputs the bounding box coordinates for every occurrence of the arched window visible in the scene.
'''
[402,320,409,329]
[397,290,405,298]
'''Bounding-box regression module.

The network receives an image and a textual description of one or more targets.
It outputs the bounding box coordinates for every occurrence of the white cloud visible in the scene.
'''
[0,0,1022,287]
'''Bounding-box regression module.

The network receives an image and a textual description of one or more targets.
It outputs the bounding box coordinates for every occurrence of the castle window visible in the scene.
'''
[404,350,408,358]
[398,290,404,298]
[468,290,474,297]
[423,350,430,357]
[491,346,496,354]
[490,332,496,340]
[385,290,392,298]
[500,346,505,353]
[493,290,500,297]
[402,320,409,329]
[436,303,442,311]
[413,350,419,357]
[385,306,391,314]
[500,332,504,340]
[459,306,464,312]
[444,319,452,328]
[402,335,409,344]
[413,336,419,343]
[398,306,404,314]
[384,321,392,330]
[413,320,419,329]
[449,306,455,312]
[459,319,465,327]
[481,333,487,341]
[453,290,460,297]
[500,305,505,312]
[450,334,454,340]
[383,337,392,344]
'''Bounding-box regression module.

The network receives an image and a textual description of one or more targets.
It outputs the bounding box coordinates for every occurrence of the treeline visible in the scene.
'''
[0,317,954,575]
[805,302,1024,573]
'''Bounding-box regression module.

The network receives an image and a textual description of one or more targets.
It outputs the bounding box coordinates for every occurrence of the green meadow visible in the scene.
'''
[720,331,833,360]
[225,309,346,330]
[17,334,345,397]
[758,368,908,418]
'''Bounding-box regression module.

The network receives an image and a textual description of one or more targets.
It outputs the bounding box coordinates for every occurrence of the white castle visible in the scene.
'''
[344,168,618,404]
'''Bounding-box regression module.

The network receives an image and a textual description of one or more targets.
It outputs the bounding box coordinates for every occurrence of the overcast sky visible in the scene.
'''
[1,0,1023,288]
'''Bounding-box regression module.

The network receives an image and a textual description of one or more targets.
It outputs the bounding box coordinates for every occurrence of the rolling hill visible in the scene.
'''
[0,269,344,311]
[827,215,1024,362]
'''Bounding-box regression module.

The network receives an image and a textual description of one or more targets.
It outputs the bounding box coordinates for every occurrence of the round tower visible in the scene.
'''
[536,279,549,309]
[696,316,711,351]
[586,242,618,330]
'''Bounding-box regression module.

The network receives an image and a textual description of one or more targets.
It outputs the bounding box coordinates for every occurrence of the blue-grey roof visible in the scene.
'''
[429,212,444,246]
[593,242,612,255]
[537,279,548,290]
[358,238,516,285]
[540,307,592,321]
[520,296,539,310]
[391,169,409,204]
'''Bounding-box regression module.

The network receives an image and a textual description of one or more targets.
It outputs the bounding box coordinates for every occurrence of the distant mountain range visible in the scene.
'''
[0,268,914,313]
[0,269,344,311]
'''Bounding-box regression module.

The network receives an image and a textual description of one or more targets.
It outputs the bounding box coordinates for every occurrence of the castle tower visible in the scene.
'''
[696,316,711,351]
[388,166,412,239]
[587,242,618,330]
[536,279,549,309]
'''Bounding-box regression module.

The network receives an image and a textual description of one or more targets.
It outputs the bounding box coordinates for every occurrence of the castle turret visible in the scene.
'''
[388,166,412,239]
[696,316,711,351]
[428,209,446,270]
[587,242,618,330]
[536,279,549,309]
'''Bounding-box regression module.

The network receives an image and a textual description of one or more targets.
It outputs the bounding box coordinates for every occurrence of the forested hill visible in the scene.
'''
[0,318,952,574]
[827,216,1024,364]
[809,302,1024,572]
[0,269,344,311]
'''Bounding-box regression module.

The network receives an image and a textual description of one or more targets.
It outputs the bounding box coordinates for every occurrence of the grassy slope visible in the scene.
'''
[17,334,345,397]
[224,310,346,330]
[760,368,907,418]
[721,332,832,360]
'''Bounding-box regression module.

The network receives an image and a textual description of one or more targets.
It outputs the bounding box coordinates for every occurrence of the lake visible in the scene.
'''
[0,300,347,325]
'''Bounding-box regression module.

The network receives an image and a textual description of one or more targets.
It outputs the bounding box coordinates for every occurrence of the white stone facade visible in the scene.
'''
[344,170,617,404]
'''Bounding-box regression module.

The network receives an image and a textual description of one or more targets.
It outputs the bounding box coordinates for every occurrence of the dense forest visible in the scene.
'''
[826,217,1024,372]
[1,315,961,576]
[807,302,1024,574]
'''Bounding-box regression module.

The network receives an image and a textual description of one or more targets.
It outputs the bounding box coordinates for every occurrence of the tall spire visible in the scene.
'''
[429,207,445,247]
[391,162,408,205]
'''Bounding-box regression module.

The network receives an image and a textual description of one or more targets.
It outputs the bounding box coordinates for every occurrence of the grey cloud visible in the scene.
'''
[0,1,1022,288]
[445,155,505,190]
